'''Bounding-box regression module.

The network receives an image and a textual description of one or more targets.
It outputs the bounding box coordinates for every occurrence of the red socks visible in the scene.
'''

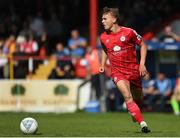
[126,100,144,124]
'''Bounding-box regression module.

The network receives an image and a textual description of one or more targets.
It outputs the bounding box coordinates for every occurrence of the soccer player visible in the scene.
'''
[99,7,151,133]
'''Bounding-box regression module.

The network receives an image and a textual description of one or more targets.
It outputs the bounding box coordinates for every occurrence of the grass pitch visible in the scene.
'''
[0,112,179,137]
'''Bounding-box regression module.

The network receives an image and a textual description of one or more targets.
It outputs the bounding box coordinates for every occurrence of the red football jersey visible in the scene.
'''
[100,27,142,88]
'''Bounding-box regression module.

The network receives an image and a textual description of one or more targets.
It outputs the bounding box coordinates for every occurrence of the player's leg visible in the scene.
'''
[130,84,151,132]
[130,84,143,109]
[130,85,143,122]
[170,95,180,115]
[116,80,143,123]
[116,80,150,133]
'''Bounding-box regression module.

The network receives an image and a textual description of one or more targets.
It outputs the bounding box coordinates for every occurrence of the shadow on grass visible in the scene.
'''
[134,131,164,134]
[133,130,179,137]
[34,132,43,135]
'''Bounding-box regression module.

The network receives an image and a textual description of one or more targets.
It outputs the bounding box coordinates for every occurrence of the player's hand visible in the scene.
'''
[143,71,151,80]
[99,66,105,73]
[139,64,148,78]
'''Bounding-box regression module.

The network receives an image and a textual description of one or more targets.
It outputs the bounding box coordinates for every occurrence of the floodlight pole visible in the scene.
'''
[89,0,98,49]
[89,0,106,112]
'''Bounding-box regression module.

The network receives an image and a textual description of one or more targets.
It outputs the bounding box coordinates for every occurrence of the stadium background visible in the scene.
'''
[0,0,180,136]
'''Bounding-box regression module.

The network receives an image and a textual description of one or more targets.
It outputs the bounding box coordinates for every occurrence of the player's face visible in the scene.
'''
[102,13,116,30]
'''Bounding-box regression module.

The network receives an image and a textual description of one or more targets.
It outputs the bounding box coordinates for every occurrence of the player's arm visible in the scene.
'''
[99,43,108,73]
[131,29,149,78]
[139,40,149,79]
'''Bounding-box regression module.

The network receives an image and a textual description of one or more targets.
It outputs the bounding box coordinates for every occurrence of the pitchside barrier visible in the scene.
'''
[0,80,91,113]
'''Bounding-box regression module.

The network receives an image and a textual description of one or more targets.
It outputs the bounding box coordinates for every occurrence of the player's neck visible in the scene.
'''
[111,25,121,33]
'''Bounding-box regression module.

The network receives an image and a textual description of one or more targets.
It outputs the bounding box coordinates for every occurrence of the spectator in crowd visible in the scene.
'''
[68,29,87,58]
[155,72,172,111]
[14,34,39,78]
[55,42,70,57]
[142,78,156,95]
[141,72,172,112]
[85,47,102,100]
[142,77,158,111]
[2,35,16,56]
[159,25,180,43]
[170,72,180,115]
[49,42,74,79]
[8,35,17,56]
[20,34,38,55]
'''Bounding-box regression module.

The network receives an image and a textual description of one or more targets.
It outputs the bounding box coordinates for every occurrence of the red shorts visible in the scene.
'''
[111,71,142,90]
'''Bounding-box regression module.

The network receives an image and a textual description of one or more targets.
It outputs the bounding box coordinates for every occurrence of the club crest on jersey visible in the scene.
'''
[120,36,126,41]
[106,39,110,43]
[113,45,121,51]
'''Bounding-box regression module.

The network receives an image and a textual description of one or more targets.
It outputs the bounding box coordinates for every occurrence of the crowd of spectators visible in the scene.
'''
[0,0,89,79]
[142,72,172,112]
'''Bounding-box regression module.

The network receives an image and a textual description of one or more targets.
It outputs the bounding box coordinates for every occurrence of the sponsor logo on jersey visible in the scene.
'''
[113,45,121,51]
[120,36,126,41]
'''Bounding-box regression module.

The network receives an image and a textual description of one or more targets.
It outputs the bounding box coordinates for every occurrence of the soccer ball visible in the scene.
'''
[20,117,38,134]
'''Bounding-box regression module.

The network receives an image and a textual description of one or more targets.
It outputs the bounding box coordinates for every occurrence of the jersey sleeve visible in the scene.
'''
[130,29,142,46]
